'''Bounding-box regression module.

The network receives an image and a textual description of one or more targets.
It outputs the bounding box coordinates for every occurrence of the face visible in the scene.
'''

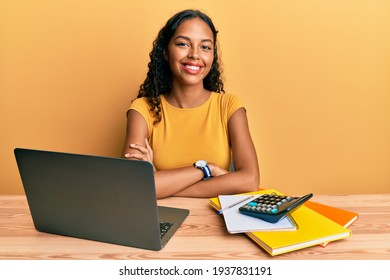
[165,17,215,88]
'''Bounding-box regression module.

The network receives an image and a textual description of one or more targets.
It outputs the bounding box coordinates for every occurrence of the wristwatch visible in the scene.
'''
[193,160,212,180]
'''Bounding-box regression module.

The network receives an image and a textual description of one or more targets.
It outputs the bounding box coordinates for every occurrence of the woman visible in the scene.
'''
[123,9,259,198]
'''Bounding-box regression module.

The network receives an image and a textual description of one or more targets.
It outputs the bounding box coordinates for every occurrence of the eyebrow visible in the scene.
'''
[174,35,214,44]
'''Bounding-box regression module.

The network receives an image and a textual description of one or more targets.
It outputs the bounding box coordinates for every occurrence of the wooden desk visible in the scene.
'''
[0,194,389,260]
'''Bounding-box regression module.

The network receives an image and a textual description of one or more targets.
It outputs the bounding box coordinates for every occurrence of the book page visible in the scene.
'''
[218,195,297,234]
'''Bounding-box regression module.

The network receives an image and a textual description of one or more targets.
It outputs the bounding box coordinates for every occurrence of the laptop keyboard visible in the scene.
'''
[160,222,173,238]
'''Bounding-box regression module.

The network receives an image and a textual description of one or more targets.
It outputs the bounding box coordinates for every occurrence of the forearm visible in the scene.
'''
[154,166,205,199]
[174,169,260,198]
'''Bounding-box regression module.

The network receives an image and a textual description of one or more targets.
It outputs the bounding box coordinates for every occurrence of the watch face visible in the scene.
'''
[195,160,207,168]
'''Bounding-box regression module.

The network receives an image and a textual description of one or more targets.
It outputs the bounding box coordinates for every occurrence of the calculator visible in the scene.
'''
[238,193,313,223]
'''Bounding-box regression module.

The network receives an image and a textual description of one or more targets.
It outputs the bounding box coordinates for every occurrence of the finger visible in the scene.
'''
[144,138,153,156]
[127,147,152,162]
[125,153,147,161]
[129,143,148,154]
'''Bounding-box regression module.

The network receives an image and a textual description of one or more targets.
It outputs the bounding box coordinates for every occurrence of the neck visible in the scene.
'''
[165,84,211,108]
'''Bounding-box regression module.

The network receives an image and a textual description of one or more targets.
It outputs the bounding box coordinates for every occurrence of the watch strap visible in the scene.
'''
[201,164,212,180]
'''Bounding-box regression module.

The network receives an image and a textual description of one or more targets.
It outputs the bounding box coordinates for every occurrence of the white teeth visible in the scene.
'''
[185,65,200,70]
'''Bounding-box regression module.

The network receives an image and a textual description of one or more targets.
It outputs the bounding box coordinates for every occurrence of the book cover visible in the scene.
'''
[218,194,297,233]
[209,189,351,256]
[304,200,358,247]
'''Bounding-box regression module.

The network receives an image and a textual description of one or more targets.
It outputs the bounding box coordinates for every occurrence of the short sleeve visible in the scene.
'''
[128,97,154,135]
[222,94,244,121]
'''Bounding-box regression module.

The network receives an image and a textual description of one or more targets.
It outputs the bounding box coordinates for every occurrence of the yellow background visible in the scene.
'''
[1,0,389,195]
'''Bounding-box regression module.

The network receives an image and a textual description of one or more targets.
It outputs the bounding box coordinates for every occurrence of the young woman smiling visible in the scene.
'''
[123,9,260,198]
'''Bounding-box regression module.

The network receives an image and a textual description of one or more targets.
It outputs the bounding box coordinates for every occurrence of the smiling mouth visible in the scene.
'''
[185,65,200,70]
[183,64,203,73]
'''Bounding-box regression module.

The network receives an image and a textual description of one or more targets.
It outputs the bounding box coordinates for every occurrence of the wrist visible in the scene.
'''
[207,163,229,177]
[193,160,212,180]
[208,163,216,175]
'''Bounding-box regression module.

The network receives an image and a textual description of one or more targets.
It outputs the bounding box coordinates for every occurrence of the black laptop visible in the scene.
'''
[14,148,189,250]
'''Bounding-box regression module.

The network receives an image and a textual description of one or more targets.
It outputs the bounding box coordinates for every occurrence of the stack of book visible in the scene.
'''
[209,189,358,256]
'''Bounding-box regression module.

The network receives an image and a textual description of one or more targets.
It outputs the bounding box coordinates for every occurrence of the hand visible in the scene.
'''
[208,163,228,177]
[124,138,156,171]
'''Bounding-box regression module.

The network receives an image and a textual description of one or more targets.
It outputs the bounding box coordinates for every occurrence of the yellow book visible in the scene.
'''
[210,189,352,256]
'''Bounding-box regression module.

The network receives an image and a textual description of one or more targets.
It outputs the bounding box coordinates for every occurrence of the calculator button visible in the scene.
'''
[239,193,314,223]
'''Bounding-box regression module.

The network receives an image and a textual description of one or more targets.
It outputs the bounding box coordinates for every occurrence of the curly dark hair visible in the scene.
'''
[136,9,225,125]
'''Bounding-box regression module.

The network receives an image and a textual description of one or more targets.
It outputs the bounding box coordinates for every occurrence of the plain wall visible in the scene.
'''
[1,0,389,195]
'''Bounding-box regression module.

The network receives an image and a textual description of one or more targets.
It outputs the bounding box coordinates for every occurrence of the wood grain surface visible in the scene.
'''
[0,194,389,260]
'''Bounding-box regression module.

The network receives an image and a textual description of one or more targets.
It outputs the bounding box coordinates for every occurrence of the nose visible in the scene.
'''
[188,48,200,60]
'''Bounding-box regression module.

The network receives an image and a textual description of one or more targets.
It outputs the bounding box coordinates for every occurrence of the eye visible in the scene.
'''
[176,42,189,47]
[201,45,213,51]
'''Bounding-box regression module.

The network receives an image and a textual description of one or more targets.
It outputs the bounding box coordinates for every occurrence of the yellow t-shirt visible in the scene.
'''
[129,92,243,171]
